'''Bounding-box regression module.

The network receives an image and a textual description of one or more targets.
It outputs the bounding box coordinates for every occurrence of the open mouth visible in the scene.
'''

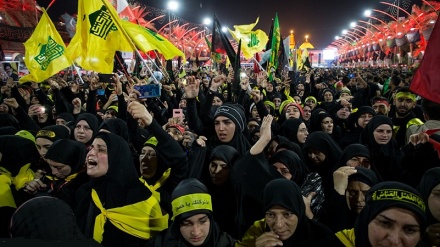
[87,159,97,168]
[141,163,150,172]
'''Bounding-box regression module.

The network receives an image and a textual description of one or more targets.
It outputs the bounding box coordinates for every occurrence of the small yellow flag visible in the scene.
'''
[66,0,133,73]
[20,9,73,83]
[121,20,185,61]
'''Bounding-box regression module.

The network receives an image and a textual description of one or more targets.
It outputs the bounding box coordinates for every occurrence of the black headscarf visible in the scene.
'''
[211,104,251,155]
[349,167,378,187]
[45,139,87,174]
[303,131,342,177]
[280,118,304,145]
[74,113,99,145]
[418,167,440,225]
[36,125,70,143]
[10,196,85,240]
[152,178,234,247]
[98,118,129,143]
[210,145,240,168]
[359,115,401,181]
[310,111,333,133]
[0,135,40,176]
[354,181,427,247]
[0,113,20,130]
[90,132,148,199]
[263,179,334,247]
[268,150,307,186]
[337,144,370,169]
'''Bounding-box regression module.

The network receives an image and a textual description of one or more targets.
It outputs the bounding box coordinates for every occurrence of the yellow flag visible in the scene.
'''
[19,9,73,83]
[121,20,185,61]
[66,0,133,73]
[229,29,268,59]
[233,17,259,34]
[228,18,268,59]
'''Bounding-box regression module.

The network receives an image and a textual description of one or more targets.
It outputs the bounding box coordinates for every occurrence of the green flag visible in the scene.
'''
[268,13,280,81]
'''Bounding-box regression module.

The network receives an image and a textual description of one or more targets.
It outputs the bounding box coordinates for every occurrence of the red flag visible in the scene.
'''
[410,19,440,104]
[254,52,261,73]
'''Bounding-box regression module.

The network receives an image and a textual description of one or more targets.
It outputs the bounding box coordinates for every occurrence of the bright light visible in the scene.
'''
[290,30,293,34]
[305,35,309,39]
[397,32,402,36]
[203,18,211,25]
[379,39,383,41]
[0,16,3,20]
[430,20,436,24]
[364,10,372,17]
[342,29,348,35]
[221,27,227,33]
[350,22,356,28]
[323,49,337,60]
[167,1,179,11]
[335,36,340,40]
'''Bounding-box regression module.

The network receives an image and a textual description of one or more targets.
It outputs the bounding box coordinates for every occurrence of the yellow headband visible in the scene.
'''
[36,130,56,139]
[395,92,416,102]
[371,189,425,212]
[171,193,212,220]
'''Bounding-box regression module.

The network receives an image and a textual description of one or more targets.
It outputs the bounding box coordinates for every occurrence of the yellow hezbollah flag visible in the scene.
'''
[66,0,133,73]
[121,20,185,61]
[228,18,268,59]
[233,17,259,34]
[20,9,73,83]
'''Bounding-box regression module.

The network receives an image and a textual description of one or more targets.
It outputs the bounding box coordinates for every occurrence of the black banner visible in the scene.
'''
[0,24,34,42]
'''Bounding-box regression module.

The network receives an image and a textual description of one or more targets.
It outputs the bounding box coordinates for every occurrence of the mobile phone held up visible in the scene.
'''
[173,109,184,124]
[134,84,162,99]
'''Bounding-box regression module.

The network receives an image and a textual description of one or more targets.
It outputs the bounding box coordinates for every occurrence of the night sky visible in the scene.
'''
[141,0,411,49]
[38,0,421,49]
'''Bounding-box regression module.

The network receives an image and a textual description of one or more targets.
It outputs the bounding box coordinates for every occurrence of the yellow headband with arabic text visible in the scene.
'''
[171,193,212,220]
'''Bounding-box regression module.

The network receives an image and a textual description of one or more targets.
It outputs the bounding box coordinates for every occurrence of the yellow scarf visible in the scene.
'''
[0,163,35,208]
[139,168,171,202]
[47,173,79,182]
[335,228,355,247]
[91,189,169,243]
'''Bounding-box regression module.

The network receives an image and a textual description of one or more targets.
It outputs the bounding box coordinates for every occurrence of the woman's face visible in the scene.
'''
[373,124,393,145]
[209,159,230,185]
[251,106,261,121]
[180,214,210,246]
[368,207,421,247]
[273,98,282,110]
[346,156,371,168]
[267,83,274,92]
[336,107,351,119]
[215,116,236,143]
[272,162,292,180]
[302,106,312,121]
[323,92,333,102]
[357,113,374,128]
[212,96,223,106]
[74,120,94,144]
[296,123,308,144]
[345,181,370,214]
[86,138,109,178]
[285,105,301,119]
[428,184,440,222]
[265,205,299,240]
[47,159,72,179]
[307,148,326,165]
[293,96,301,104]
[35,138,53,160]
[321,117,334,134]
[139,146,157,179]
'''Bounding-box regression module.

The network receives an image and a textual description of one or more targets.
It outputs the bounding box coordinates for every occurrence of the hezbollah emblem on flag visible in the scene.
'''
[89,6,117,39]
[35,36,65,71]
[247,33,260,48]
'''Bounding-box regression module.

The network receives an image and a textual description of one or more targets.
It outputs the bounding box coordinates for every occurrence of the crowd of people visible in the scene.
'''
[0,61,440,247]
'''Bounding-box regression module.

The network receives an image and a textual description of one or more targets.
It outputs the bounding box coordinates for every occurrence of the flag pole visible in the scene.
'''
[251,56,266,72]
[98,0,160,84]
